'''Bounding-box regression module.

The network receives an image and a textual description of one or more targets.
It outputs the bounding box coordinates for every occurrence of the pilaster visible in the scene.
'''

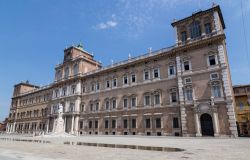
[217,44,238,137]
[213,11,221,34]
[176,56,188,136]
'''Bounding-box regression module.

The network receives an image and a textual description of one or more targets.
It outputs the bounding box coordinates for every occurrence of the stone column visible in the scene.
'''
[74,116,79,135]
[65,101,70,113]
[29,123,32,134]
[71,116,75,134]
[186,25,191,41]
[52,118,56,132]
[64,116,67,132]
[212,110,220,137]
[6,123,9,133]
[36,122,40,132]
[75,97,81,112]
[201,19,206,36]
[117,117,122,135]
[176,56,188,136]
[12,122,16,133]
[194,112,202,137]
[83,119,88,135]
[76,80,81,94]
[99,118,104,135]
[137,115,144,135]
[46,119,50,133]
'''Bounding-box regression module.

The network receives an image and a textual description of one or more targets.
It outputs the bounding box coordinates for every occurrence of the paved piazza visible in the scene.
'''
[0,135,249,160]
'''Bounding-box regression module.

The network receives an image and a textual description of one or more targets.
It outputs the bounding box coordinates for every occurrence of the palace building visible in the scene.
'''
[6,5,238,137]
[233,85,250,136]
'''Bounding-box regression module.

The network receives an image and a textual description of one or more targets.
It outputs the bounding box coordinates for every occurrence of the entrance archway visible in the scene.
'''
[200,113,214,136]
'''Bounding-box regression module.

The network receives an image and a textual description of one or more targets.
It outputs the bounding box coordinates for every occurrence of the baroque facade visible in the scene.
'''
[6,5,238,137]
[233,85,250,136]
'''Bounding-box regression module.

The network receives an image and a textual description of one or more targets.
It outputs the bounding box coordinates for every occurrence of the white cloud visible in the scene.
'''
[113,0,201,37]
[95,20,118,30]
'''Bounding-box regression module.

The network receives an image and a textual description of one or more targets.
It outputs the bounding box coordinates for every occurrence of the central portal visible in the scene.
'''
[200,113,214,136]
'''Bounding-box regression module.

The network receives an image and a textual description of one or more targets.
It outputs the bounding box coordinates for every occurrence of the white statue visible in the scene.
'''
[54,103,65,133]
[58,103,63,114]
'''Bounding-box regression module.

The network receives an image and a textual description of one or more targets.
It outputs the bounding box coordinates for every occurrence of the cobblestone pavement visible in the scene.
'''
[0,135,249,160]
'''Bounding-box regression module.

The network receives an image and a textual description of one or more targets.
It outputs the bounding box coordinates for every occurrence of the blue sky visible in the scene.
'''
[0,0,250,121]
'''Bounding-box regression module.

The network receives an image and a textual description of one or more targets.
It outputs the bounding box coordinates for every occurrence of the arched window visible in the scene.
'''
[73,63,79,75]
[189,21,201,39]
[105,100,110,111]
[64,67,69,78]
[56,70,62,80]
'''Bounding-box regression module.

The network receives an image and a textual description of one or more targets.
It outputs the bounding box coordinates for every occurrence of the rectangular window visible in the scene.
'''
[105,101,109,110]
[91,83,95,91]
[55,90,59,98]
[153,68,159,78]
[106,80,110,88]
[154,94,160,105]
[171,92,177,103]
[212,85,221,98]
[210,73,219,80]
[169,65,175,76]
[145,95,150,106]
[80,105,85,112]
[131,97,136,108]
[173,118,179,128]
[184,77,192,84]
[89,121,92,129]
[123,119,128,129]
[185,89,193,101]
[96,83,100,90]
[184,61,190,71]
[209,55,216,66]
[123,76,128,85]
[181,31,187,42]
[112,99,116,109]
[112,120,116,128]
[63,88,67,96]
[95,102,99,111]
[90,104,93,112]
[72,86,76,94]
[205,23,212,34]
[145,118,151,128]
[113,79,117,87]
[156,118,161,128]
[82,86,86,93]
[132,119,136,128]
[144,70,149,80]
[123,99,128,108]
[131,74,136,83]
[105,120,109,129]
[95,120,98,129]
[80,121,83,129]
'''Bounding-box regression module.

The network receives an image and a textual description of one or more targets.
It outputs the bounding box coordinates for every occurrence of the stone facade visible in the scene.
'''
[6,5,237,137]
[233,85,250,136]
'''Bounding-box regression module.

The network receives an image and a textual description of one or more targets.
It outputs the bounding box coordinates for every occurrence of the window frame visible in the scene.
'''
[207,54,218,66]
[168,65,176,76]
[153,68,160,79]
[123,75,128,85]
[144,95,151,106]
[183,60,191,71]
[131,74,136,83]
[144,70,150,81]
